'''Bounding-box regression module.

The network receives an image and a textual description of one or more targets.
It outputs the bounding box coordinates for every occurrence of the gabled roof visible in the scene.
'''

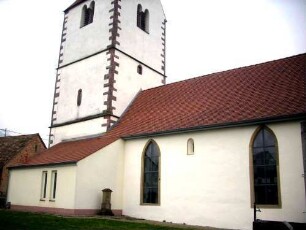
[0,134,44,167]
[14,53,306,168]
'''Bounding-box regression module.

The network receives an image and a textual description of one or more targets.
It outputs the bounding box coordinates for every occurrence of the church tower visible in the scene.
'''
[49,0,166,146]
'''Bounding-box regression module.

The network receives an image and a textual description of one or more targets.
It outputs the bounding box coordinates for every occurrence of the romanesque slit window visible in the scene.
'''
[137,65,143,75]
[142,140,160,204]
[80,1,95,28]
[77,89,82,106]
[137,4,149,33]
[40,171,48,200]
[187,138,194,155]
[50,170,57,200]
[251,126,281,207]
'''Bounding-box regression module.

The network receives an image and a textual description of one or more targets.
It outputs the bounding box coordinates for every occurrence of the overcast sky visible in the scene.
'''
[0,0,305,143]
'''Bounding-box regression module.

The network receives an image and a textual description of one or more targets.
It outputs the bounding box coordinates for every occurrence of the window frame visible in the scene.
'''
[40,171,48,201]
[249,126,282,209]
[50,170,57,201]
[140,140,161,206]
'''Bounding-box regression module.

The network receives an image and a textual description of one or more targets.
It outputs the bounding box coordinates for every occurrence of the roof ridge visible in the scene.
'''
[143,53,306,93]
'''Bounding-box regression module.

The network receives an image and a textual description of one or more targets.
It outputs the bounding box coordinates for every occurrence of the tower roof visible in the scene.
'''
[11,53,306,168]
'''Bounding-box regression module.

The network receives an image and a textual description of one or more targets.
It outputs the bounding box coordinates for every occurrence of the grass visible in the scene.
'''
[0,210,202,230]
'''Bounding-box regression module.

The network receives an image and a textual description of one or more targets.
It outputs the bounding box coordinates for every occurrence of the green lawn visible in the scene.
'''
[0,210,203,230]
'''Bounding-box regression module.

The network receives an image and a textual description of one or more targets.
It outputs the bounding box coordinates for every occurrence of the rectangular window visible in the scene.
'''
[50,171,57,201]
[40,171,48,200]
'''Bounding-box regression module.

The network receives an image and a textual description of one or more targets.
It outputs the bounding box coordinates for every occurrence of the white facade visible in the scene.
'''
[8,121,306,229]
[122,122,306,230]
[74,139,124,211]
[50,0,166,146]
[8,165,77,210]
[8,140,125,214]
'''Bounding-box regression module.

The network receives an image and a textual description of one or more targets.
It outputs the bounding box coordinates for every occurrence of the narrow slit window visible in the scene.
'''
[137,65,143,75]
[50,171,57,200]
[77,89,82,106]
[40,171,48,200]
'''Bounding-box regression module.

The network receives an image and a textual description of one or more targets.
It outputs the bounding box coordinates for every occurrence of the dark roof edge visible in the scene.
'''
[64,0,87,13]
[8,161,77,170]
[123,113,306,140]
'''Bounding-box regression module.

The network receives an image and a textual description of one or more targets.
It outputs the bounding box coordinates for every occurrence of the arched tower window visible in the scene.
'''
[80,1,95,28]
[144,9,149,33]
[77,89,82,106]
[137,4,142,28]
[88,1,95,24]
[137,4,149,33]
[251,126,281,207]
[141,140,160,204]
[187,138,194,155]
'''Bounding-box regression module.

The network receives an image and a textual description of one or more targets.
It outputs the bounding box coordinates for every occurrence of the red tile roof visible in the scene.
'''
[0,134,44,167]
[14,53,306,167]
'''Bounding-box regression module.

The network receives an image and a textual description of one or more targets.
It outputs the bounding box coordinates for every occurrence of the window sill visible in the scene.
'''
[39,199,46,202]
[49,199,56,202]
[251,204,282,209]
[140,203,160,206]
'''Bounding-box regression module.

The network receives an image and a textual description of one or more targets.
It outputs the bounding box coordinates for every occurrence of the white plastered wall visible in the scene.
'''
[61,0,111,66]
[74,139,125,211]
[119,0,165,72]
[7,165,77,209]
[113,52,164,116]
[55,53,108,124]
[51,117,107,145]
[122,122,306,230]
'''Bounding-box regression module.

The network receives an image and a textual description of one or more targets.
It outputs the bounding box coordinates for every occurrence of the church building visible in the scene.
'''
[6,1,306,230]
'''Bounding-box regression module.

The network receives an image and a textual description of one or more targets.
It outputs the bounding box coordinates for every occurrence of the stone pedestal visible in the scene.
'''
[100,188,114,216]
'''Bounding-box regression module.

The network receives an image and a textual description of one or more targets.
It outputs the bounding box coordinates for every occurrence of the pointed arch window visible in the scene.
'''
[137,4,149,33]
[141,140,160,204]
[251,126,281,207]
[80,1,95,28]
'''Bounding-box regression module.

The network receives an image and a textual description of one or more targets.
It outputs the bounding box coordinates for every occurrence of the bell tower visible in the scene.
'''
[49,0,166,146]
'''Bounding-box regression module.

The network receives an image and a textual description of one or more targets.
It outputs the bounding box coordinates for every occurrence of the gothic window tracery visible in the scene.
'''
[251,126,281,207]
[141,140,160,204]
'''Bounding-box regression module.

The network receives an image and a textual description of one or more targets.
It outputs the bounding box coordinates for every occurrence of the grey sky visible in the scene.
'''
[0,0,305,144]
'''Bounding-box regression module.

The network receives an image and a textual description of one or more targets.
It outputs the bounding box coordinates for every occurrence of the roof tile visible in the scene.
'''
[17,53,306,167]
